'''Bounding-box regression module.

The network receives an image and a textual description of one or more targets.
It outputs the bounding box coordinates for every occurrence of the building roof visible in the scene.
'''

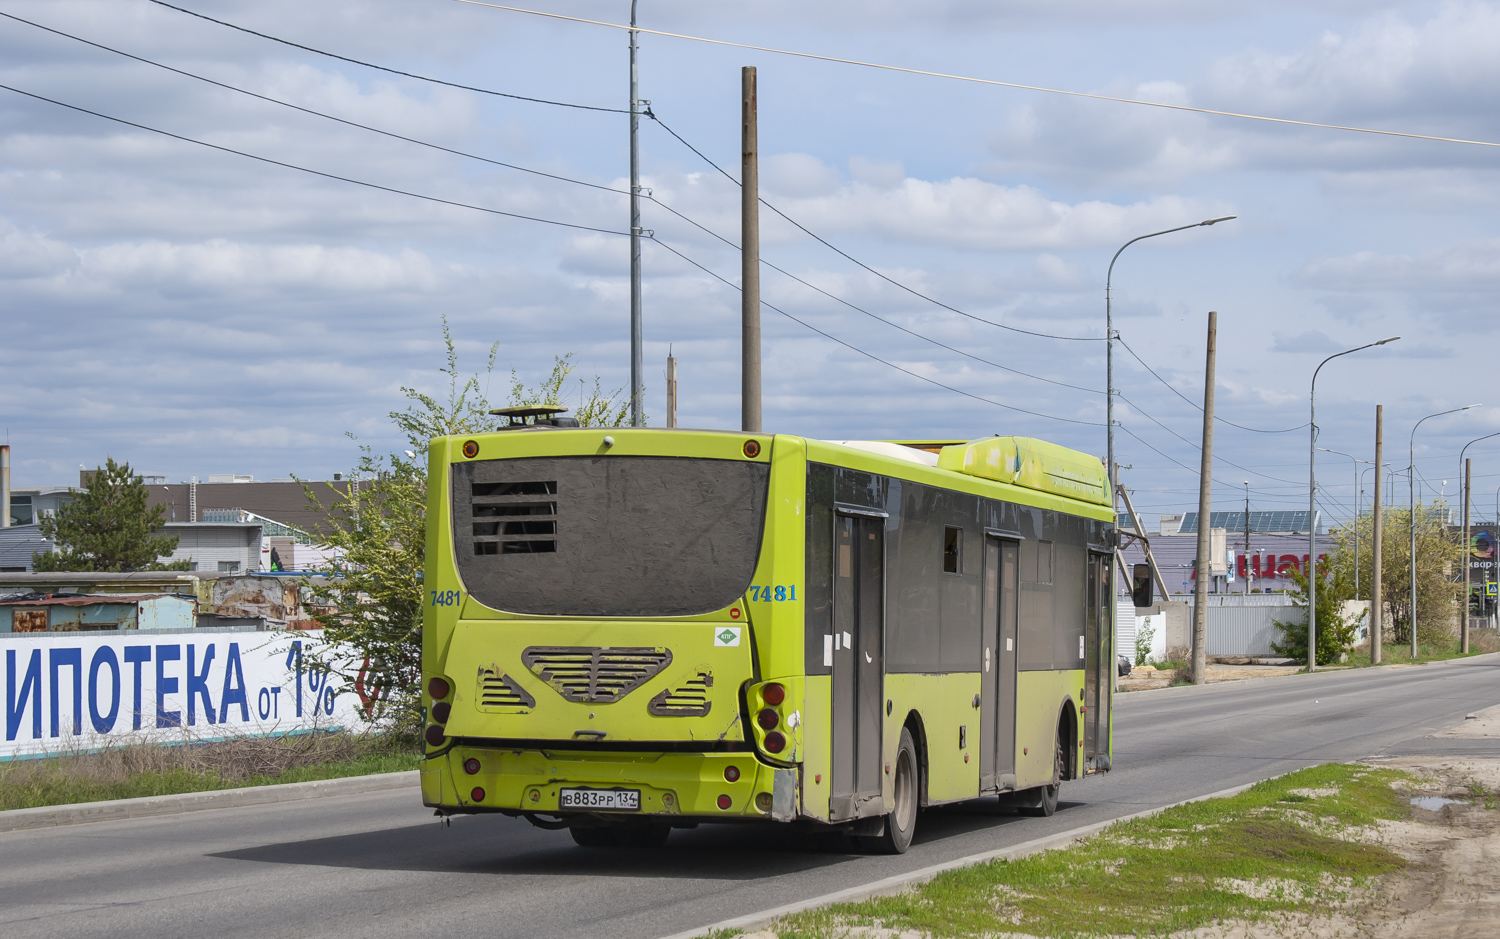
[0,594,184,607]
[1178,510,1321,535]
[148,480,360,536]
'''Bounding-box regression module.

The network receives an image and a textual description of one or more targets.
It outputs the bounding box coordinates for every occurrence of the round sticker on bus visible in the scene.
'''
[461,440,479,458]
[743,439,761,458]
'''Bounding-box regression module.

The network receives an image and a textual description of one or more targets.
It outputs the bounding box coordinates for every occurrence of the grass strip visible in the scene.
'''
[771,762,1412,938]
[0,734,420,811]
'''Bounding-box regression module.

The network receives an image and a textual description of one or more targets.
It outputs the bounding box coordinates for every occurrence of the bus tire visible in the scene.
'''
[1019,733,1063,818]
[863,727,919,854]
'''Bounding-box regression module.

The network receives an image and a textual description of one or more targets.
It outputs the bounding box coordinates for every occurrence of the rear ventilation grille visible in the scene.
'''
[648,668,713,717]
[476,669,536,711]
[522,646,673,704]
[472,481,557,555]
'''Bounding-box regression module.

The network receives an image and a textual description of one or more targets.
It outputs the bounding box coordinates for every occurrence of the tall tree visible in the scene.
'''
[304,320,629,731]
[33,457,190,572]
[1328,502,1461,647]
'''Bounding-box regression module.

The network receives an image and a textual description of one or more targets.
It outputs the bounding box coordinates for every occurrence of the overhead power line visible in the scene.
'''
[142,1,1106,345]
[642,198,1103,394]
[1,80,1105,430]
[455,0,1500,151]
[649,236,1105,427]
[0,82,629,236]
[147,0,628,114]
[650,114,1102,343]
[0,10,630,196]
[1116,335,1305,434]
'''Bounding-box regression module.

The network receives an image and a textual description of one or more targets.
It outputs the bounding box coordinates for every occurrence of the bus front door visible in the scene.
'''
[980,536,1019,791]
[831,512,885,820]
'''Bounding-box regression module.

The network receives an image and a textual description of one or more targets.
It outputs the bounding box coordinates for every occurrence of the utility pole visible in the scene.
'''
[0,444,10,528]
[1243,481,1251,595]
[1191,311,1217,685]
[1371,405,1384,665]
[740,66,762,433]
[1463,457,1472,654]
[628,0,644,426]
[666,350,678,428]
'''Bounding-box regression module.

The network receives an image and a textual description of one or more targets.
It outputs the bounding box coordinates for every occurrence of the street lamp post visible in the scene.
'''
[1455,430,1500,649]
[1308,337,1399,672]
[1409,405,1479,658]
[1319,448,1369,597]
[1105,216,1236,516]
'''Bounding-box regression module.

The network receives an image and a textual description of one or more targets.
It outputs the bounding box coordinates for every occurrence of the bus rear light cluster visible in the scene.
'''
[755,792,773,812]
[761,683,785,706]
[724,765,741,783]
[471,787,486,802]
[763,731,786,753]
[756,708,779,730]
[464,758,481,775]
[717,794,732,810]
[426,676,453,748]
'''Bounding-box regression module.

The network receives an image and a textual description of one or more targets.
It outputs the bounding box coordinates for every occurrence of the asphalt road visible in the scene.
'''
[4,654,1498,939]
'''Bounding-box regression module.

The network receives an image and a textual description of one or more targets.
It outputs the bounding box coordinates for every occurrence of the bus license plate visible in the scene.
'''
[559,788,640,811]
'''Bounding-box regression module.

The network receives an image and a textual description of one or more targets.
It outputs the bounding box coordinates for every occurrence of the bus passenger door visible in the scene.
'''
[980,537,1019,789]
[1084,551,1111,767]
[831,512,885,820]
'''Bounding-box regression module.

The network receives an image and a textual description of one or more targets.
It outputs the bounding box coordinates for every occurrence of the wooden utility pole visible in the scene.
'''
[740,66,762,433]
[1191,311,1217,685]
[666,351,678,428]
[1463,457,1472,653]
[1371,405,1384,665]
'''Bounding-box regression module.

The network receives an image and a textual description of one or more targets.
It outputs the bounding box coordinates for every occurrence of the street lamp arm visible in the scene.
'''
[1106,217,1238,291]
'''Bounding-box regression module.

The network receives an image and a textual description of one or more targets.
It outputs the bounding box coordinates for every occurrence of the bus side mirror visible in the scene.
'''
[1132,563,1153,610]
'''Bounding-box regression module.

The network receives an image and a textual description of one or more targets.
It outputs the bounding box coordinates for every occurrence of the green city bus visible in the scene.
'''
[419,417,1115,852]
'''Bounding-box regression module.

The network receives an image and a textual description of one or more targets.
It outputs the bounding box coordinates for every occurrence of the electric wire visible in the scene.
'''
[1116,392,1305,486]
[1116,335,1306,434]
[147,0,629,114]
[454,0,1500,151]
[650,113,1103,343]
[648,235,1105,426]
[0,10,631,196]
[0,82,631,236]
[7,8,1107,399]
[143,0,1104,351]
[641,197,1104,394]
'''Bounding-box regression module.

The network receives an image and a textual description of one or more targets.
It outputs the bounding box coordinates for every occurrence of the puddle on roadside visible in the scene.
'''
[1411,796,1468,811]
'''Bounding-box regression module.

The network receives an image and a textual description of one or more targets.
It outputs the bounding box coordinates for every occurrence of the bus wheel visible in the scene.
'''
[1019,734,1063,818]
[863,727,918,854]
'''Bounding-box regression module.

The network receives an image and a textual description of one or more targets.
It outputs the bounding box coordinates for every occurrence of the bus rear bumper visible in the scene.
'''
[422,746,797,821]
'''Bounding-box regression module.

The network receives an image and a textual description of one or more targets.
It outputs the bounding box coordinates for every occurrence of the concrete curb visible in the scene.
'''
[657,780,1258,939]
[0,770,419,833]
[1119,649,1500,699]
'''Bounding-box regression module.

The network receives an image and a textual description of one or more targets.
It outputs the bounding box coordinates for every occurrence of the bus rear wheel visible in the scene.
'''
[1018,734,1063,817]
[861,727,918,854]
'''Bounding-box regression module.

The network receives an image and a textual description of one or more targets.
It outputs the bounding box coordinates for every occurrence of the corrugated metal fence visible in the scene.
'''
[1117,595,1301,659]
[1193,597,1300,657]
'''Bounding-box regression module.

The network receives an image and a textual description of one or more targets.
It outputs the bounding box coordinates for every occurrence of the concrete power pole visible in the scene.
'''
[0,444,10,528]
[666,351,678,428]
[1192,311,1217,685]
[1371,405,1384,665]
[628,1,645,426]
[1463,457,1472,654]
[740,66,762,433]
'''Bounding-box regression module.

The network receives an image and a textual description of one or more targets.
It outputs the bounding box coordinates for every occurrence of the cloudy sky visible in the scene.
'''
[2,0,1498,525]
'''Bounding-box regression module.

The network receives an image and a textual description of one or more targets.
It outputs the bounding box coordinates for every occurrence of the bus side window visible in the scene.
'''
[943,526,962,574]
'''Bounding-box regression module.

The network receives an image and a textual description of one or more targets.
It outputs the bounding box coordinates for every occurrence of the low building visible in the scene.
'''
[1,593,196,633]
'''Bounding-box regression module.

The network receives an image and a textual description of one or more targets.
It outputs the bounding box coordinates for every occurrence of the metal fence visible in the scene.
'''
[1193,598,1300,657]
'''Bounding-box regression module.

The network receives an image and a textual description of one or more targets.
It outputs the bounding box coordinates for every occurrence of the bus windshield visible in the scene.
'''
[452,454,770,617]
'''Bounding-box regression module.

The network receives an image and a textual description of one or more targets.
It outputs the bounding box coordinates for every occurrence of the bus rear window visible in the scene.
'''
[452,455,771,617]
